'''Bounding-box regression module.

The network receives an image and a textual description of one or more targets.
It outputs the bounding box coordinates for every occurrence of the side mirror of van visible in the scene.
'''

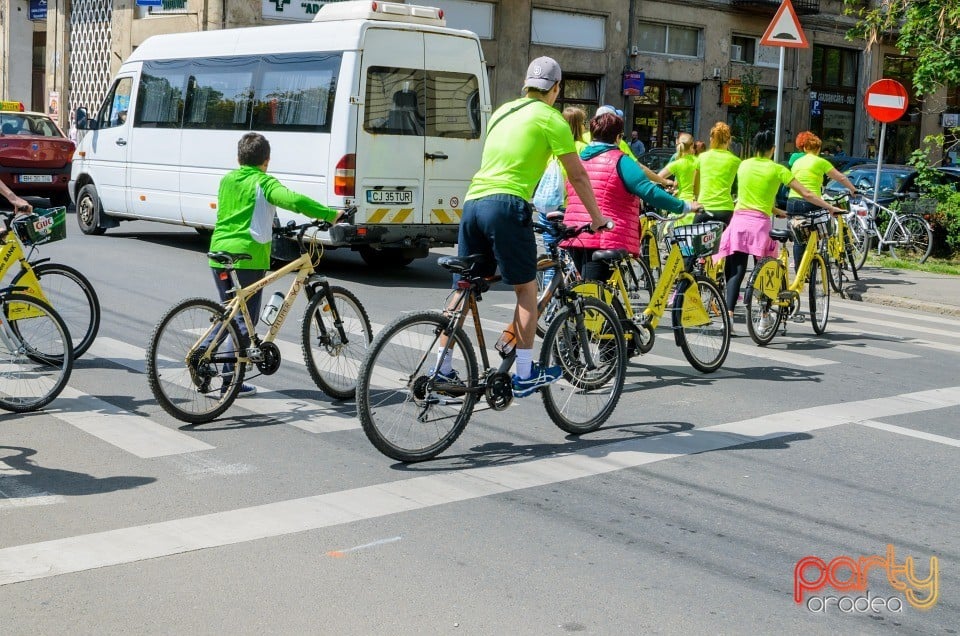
[75,107,99,130]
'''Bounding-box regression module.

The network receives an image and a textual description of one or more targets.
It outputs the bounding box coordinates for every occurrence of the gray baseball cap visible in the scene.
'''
[524,56,562,91]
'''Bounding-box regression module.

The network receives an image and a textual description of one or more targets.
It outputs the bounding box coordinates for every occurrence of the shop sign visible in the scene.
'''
[142,0,188,12]
[263,0,351,21]
[722,79,759,107]
[29,0,47,20]
[622,71,645,96]
[811,91,856,106]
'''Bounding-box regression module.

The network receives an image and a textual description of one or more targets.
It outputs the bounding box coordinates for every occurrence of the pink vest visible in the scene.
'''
[561,149,640,255]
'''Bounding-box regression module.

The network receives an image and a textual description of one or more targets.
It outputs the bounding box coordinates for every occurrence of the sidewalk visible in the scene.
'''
[844,267,960,316]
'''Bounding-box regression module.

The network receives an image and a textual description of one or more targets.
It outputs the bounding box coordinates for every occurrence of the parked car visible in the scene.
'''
[0,102,75,207]
[824,164,960,210]
[636,148,675,172]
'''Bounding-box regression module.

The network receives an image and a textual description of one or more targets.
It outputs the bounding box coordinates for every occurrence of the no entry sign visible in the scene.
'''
[864,79,909,123]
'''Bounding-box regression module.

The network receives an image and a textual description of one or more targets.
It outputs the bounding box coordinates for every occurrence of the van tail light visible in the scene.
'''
[334,153,355,197]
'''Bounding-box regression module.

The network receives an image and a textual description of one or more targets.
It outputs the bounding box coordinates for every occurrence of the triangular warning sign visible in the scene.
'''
[760,0,809,49]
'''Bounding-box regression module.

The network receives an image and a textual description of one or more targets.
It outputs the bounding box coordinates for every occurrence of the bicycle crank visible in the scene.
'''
[254,342,282,374]
[485,371,514,411]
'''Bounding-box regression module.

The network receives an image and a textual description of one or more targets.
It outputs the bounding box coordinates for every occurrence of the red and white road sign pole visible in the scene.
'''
[864,79,909,205]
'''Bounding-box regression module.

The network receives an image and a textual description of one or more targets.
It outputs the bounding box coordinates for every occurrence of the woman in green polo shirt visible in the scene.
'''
[787,131,858,270]
[693,122,740,226]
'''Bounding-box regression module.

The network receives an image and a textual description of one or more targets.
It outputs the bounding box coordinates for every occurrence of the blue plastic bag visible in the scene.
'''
[532,158,564,213]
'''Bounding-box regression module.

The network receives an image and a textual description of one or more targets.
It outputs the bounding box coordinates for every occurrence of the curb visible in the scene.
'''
[843,289,960,317]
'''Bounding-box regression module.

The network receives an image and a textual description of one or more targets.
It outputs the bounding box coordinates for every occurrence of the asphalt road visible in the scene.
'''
[1,214,957,634]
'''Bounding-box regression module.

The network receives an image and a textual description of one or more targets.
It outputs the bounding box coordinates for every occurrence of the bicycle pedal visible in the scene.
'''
[792,313,806,324]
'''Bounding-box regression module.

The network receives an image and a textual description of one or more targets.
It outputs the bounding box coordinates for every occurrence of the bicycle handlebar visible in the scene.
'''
[533,218,613,240]
[274,206,357,237]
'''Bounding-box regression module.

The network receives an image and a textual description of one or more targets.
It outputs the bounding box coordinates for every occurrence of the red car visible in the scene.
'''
[0,104,75,207]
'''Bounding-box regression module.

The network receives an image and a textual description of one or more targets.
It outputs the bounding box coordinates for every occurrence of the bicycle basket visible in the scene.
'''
[790,212,831,244]
[12,206,67,246]
[668,221,724,258]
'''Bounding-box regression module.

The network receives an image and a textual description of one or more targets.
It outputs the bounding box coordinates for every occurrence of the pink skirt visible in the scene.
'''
[714,209,778,261]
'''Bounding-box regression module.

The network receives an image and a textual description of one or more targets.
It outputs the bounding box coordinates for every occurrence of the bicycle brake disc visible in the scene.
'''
[255,342,282,375]
[485,372,513,411]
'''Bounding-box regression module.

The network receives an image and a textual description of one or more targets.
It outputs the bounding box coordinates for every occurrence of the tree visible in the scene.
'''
[844,0,960,95]
[729,69,764,157]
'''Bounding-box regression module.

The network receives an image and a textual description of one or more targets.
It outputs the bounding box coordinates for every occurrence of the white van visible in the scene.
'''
[69,1,488,266]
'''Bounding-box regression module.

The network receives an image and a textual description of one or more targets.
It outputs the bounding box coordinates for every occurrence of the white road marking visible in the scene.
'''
[858,419,960,448]
[727,340,838,367]
[1,386,958,586]
[53,387,214,458]
[832,298,960,325]
[0,462,65,510]
[832,312,959,340]
[827,322,960,354]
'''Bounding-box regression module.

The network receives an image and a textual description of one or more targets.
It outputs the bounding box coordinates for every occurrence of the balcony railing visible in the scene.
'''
[730,0,821,15]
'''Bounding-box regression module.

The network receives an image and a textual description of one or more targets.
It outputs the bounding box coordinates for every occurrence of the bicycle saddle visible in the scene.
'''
[768,229,792,243]
[591,249,629,263]
[207,251,253,265]
[437,254,485,274]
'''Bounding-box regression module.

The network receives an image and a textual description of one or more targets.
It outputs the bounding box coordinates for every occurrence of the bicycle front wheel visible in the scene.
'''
[146,297,246,424]
[0,294,73,412]
[672,276,730,373]
[302,286,373,400]
[356,311,478,462]
[13,262,100,358]
[808,254,830,335]
[825,236,845,295]
[540,297,626,435]
[888,214,933,263]
[745,258,785,346]
[847,215,871,270]
[841,221,862,281]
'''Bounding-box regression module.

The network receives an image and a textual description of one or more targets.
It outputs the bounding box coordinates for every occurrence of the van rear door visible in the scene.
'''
[421,33,485,230]
[355,28,425,231]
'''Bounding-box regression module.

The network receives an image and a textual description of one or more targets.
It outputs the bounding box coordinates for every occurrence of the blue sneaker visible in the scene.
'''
[220,376,257,398]
[428,368,466,396]
[511,363,562,398]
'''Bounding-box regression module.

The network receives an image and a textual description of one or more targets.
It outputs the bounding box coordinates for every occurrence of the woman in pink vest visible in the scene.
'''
[562,112,701,281]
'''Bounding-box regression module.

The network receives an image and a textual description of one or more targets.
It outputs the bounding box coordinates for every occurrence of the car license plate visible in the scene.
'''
[366,189,412,205]
[18,175,53,183]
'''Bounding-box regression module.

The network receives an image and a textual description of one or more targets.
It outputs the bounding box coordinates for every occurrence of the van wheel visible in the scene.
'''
[359,247,415,268]
[76,185,107,235]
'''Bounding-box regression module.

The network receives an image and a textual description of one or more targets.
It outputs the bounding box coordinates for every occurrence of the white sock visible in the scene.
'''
[436,347,454,374]
[515,348,533,379]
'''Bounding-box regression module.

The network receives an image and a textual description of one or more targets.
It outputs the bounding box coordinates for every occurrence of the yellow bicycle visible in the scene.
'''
[822,192,861,295]
[146,216,372,423]
[744,210,832,345]
[1,208,100,357]
[575,212,730,373]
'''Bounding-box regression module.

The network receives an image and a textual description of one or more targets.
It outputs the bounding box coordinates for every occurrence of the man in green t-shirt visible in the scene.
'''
[451,56,610,398]
[208,132,341,396]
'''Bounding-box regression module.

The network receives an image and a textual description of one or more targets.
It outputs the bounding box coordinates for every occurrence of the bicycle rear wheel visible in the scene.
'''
[847,215,871,270]
[888,214,933,263]
[808,254,830,335]
[356,311,478,462]
[540,297,626,435]
[302,286,373,400]
[0,294,73,412]
[745,258,785,346]
[146,297,245,424]
[672,276,730,373]
[12,262,100,358]
[623,256,654,318]
[841,222,861,281]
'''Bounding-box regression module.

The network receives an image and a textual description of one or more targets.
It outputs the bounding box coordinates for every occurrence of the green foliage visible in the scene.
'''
[844,0,960,95]
[906,130,960,256]
[730,69,764,157]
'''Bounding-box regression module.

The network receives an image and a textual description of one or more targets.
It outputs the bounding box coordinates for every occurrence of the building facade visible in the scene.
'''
[1,0,953,162]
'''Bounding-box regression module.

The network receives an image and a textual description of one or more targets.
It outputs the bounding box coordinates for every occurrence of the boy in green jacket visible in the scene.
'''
[209,132,341,396]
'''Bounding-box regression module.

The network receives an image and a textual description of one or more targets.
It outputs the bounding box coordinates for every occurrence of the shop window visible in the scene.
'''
[636,22,700,58]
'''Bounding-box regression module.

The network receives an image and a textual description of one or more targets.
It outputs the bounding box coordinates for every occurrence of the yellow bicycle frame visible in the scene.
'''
[754,224,825,304]
[0,229,50,319]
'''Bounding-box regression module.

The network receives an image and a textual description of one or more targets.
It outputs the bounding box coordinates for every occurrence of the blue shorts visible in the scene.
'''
[458,194,536,285]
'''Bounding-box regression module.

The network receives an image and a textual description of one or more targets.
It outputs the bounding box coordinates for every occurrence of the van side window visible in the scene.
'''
[184,57,258,129]
[253,54,339,132]
[427,71,480,139]
[97,77,133,129]
[136,60,189,128]
[365,68,426,136]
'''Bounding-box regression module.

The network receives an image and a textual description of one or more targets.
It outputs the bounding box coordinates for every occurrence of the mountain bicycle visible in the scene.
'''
[571,211,730,373]
[744,210,832,345]
[821,192,861,296]
[846,193,934,268]
[1,209,101,357]
[0,281,73,412]
[355,222,627,463]
[146,214,372,424]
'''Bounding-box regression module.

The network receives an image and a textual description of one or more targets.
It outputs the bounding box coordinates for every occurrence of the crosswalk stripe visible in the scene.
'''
[832,312,958,339]
[52,387,214,458]
[0,465,65,509]
[1,385,958,586]
[825,322,960,354]
[727,340,838,367]
[833,298,960,325]
[858,419,960,447]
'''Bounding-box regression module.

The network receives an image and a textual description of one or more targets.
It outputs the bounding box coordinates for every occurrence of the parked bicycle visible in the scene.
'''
[846,193,934,267]
[146,213,372,423]
[356,221,626,463]
[1,208,101,357]
[822,192,861,295]
[0,280,73,413]
[744,209,833,345]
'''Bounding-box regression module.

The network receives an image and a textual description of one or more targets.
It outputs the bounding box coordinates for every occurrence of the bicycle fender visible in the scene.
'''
[677,281,711,330]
